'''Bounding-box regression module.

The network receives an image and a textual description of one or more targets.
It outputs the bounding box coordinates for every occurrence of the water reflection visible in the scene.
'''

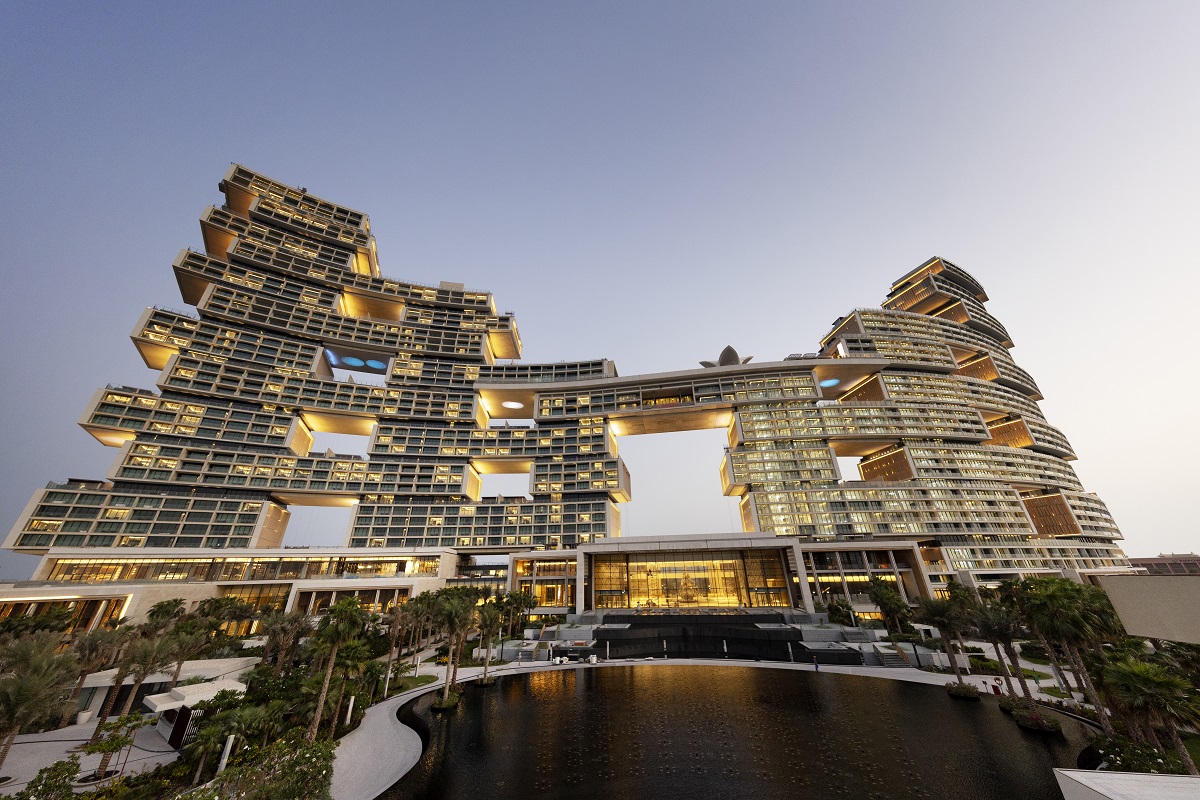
[383,666,1090,800]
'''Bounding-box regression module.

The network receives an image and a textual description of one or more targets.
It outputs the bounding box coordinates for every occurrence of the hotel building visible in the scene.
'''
[0,166,1133,629]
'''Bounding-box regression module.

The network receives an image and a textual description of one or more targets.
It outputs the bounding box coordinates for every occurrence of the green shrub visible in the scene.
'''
[431,691,461,710]
[1018,642,1048,660]
[945,682,981,700]
[1088,735,1185,774]
[1006,699,1063,735]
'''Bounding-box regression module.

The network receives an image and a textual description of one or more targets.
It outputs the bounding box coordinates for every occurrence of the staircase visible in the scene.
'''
[842,628,872,643]
[874,644,909,668]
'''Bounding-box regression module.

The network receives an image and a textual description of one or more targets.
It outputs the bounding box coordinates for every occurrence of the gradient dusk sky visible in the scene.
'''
[2,2,1198,578]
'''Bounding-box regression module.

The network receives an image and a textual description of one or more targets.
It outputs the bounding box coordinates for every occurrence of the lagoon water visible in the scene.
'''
[382,665,1090,800]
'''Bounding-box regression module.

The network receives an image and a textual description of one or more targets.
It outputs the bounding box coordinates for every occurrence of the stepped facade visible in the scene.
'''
[1,167,1132,627]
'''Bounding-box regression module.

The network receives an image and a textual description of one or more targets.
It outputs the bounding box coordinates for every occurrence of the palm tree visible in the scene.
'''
[188,723,227,785]
[436,593,477,705]
[913,597,969,684]
[305,598,366,742]
[1018,578,1117,735]
[144,598,186,637]
[865,578,910,635]
[88,637,172,780]
[231,704,269,751]
[0,644,77,775]
[166,630,211,690]
[257,610,287,668]
[973,602,1029,699]
[509,591,538,637]
[1103,657,1164,748]
[328,638,370,738]
[825,596,855,627]
[476,602,504,685]
[272,611,314,677]
[257,698,290,747]
[1105,657,1199,775]
[62,627,119,727]
[382,602,410,698]
[408,593,437,675]
[87,628,137,744]
[115,637,173,717]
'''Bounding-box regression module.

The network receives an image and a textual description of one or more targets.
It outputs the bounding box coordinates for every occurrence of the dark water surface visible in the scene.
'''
[381,665,1090,800]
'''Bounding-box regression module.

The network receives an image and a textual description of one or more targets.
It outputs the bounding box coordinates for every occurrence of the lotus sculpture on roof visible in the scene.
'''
[700,346,753,368]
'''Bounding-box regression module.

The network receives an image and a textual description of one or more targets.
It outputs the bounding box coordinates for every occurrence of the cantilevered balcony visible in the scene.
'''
[888,256,988,303]
[1023,490,1121,540]
[884,272,1011,346]
[219,165,376,274]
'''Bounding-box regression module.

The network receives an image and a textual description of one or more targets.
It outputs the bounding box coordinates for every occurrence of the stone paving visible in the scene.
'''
[0,718,178,795]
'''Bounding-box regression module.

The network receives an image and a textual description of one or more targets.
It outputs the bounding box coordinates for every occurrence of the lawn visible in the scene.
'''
[384,674,437,697]
[967,655,1050,681]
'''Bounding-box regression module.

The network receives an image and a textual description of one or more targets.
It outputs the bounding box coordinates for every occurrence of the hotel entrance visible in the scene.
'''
[591,549,791,610]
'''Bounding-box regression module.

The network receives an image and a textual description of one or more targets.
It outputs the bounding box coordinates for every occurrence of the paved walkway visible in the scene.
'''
[329,654,1072,800]
[0,718,178,793]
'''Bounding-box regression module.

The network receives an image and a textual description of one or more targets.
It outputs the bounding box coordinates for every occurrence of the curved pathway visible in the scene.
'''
[331,656,1043,800]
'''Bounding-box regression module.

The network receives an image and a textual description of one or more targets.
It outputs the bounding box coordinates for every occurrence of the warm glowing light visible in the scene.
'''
[502,401,525,409]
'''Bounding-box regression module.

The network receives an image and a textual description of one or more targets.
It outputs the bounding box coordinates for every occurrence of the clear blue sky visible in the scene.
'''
[2,2,1198,578]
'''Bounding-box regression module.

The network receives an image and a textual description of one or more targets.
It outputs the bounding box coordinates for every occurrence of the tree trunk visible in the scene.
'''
[450,636,466,689]
[1037,634,1072,697]
[118,677,146,718]
[95,750,116,782]
[275,641,294,677]
[382,632,398,699]
[1126,717,1147,745]
[119,733,136,777]
[482,633,493,684]
[1144,713,1165,751]
[192,750,208,786]
[1002,642,1032,700]
[939,626,964,683]
[89,671,128,743]
[1064,643,1114,736]
[990,640,1014,696]
[329,677,346,738]
[1166,718,1199,776]
[305,641,339,743]
[170,659,186,690]
[441,633,457,703]
[61,673,88,728]
[0,730,15,776]
[413,623,428,672]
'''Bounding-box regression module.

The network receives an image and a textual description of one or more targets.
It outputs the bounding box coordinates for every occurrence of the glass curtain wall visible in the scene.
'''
[592,550,790,609]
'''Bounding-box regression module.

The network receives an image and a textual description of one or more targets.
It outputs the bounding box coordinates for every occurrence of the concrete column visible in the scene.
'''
[87,600,111,632]
[575,555,587,612]
[834,552,851,604]
[889,551,908,603]
[956,569,979,590]
[790,542,816,614]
